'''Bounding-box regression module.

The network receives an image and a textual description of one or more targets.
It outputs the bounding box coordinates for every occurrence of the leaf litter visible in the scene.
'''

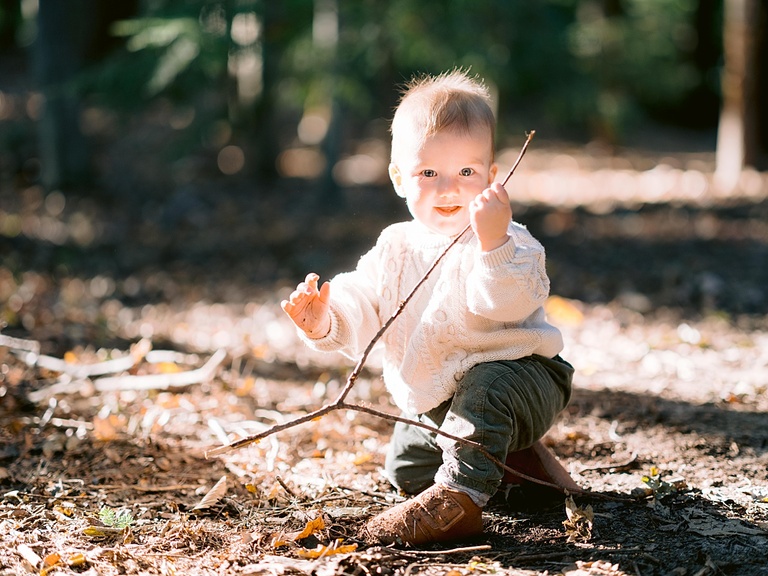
[1,146,768,574]
[2,296,767,576]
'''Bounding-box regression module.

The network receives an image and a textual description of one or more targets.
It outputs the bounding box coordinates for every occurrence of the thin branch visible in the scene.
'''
[94,349,226,391]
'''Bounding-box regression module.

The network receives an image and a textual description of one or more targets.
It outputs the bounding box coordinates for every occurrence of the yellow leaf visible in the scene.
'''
[157,362,181,374]
[43,553,60,566]
[271,516,326,548]
[545,296,584,326]
[245,483,258,494]
[236,376,256,397]
[251,345,269,359]
[295,516,325,540]
[92,414,126,442]
[54,504,74,517]
[353,452,373,466]
[297,542,357,559]
[67,553,86,567]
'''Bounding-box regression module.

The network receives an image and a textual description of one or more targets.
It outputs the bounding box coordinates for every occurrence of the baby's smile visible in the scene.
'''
[435,205,462,217]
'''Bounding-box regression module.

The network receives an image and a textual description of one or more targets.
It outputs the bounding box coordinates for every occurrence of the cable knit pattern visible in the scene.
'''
[299,220,564,414]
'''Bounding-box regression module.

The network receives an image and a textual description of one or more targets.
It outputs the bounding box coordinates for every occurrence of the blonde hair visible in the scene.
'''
[391,69,496,161]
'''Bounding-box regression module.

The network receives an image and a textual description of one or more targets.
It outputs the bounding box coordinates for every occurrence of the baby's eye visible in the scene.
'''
[421,169,437,178]
[460,168,474,177]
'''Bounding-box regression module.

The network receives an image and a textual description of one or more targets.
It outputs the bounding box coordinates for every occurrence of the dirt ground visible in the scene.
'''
[1,140,768,575]
[1,292,767,576]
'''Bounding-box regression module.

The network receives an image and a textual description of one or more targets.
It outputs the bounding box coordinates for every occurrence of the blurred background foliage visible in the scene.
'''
[1,0,768,342]
[0,0,745,195]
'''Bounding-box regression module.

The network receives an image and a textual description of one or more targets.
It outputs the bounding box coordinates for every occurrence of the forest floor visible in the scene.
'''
[1,124,768,575]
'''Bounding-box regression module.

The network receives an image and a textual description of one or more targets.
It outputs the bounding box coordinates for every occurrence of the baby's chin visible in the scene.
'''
[421,218,470,237]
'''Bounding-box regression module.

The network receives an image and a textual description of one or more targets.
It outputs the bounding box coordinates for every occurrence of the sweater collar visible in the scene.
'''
[406,220,475,249]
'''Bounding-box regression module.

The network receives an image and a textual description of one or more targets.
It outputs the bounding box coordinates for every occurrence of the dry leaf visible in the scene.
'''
[563,496,594,542]
[193,476,228,510]
[92,414,126,441]
[16,543,41,567]
[157,361,182,374]
[353,452,373,466]
[295,516,325,540]
[545,296,584,326]
[54,503,75,517]
[67,553,87,567]
[236,376,256,396]
[43,552,61,566]
[296,541,357,559]
[83,525,123,537]
[272,516,326,548]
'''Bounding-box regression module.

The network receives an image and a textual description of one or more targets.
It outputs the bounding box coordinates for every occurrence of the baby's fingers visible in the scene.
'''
[304,273,320,292]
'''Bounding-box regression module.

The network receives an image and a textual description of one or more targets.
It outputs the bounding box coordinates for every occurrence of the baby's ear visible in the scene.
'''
[389,163,406,198]
[489,162,498,184]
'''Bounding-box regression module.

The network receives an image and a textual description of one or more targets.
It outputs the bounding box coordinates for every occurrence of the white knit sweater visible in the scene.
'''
[300,219,564,414]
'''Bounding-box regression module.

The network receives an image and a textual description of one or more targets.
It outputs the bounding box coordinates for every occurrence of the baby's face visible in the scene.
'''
[390,127,497,237]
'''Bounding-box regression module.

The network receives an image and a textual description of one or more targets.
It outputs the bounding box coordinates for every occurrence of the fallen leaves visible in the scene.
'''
[193,476,228,511]
[563,496,594,543]
[271,515,326,547]
[296,540,357,559]
[3,293,768,575]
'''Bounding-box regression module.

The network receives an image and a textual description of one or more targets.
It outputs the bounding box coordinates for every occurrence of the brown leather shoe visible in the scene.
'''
[360,484,483,546]
[503,439,579,493]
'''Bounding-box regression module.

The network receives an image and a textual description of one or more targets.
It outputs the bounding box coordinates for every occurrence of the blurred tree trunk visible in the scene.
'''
[35,0,95,190]
[715,0,765,189]
[34,0,137,191]
[255,1,281,181]
[757,3,768,167]
[316,0,345,211]
[0,0,21,51]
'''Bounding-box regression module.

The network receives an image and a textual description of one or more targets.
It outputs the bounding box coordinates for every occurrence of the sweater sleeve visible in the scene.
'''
[465,222,551,322]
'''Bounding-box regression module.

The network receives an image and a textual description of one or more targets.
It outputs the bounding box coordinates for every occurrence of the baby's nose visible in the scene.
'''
[437,175,459,195]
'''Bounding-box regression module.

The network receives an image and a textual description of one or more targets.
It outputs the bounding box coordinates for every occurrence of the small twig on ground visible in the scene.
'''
[275,476,298,500]
[21,338,152,379]
[575,452,639,474]
[0,333,41,354]
[94,349,226,391]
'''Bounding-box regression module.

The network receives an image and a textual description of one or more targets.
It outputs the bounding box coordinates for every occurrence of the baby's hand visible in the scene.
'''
[281,273,331,338]
[469,182,512,251]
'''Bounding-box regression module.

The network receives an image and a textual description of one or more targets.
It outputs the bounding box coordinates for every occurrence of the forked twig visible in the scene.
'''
[206,132,593,496]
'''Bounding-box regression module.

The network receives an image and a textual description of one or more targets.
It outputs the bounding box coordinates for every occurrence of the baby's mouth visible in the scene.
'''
[435,206,461,217]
